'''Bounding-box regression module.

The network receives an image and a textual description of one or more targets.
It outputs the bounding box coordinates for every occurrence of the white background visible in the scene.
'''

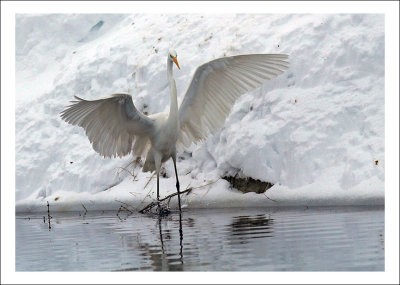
[2,1,399,284]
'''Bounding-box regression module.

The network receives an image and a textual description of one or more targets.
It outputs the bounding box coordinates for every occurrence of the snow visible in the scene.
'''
[15,14,385,212]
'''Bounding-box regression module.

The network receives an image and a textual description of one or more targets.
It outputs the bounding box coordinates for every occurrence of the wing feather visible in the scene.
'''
[177,54,289,151]
[60,93,154,158]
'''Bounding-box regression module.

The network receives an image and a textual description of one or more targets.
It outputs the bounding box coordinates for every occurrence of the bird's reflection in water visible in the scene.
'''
[178,211,184,263]
[157,211,184,270]
[124,212,186,271]
[118,211,274,271]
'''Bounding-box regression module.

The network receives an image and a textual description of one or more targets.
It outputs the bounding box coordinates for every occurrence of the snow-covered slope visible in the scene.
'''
[15,14,384,212]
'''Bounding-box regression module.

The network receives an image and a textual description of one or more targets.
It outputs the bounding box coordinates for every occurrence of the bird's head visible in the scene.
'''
[168,49,180,69]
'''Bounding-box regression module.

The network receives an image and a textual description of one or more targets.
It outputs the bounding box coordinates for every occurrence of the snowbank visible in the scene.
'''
[15,14,384,212]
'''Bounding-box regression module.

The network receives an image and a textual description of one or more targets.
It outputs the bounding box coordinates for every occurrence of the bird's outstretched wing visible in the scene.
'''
[177,54,289,151]
[60,93,154,158]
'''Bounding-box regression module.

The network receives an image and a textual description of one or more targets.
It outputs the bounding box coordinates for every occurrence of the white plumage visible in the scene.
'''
[60,49,289,212]
[177,54,289,151]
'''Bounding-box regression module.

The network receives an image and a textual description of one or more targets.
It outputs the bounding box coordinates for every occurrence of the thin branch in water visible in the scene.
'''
[139,187,194,214]
[139,179,219,214]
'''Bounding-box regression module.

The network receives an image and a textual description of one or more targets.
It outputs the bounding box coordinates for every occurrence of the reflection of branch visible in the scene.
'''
[139,180,218,214]
[115,200,136,211]
[116,203,134,220]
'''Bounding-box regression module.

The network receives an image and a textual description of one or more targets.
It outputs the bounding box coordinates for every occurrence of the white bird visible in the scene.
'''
[60,49,289,213]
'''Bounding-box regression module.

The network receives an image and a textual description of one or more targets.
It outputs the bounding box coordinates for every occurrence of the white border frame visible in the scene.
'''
[2,1,399,284]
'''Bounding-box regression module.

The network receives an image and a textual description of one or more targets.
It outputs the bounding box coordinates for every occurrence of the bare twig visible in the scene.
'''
[117,166,137,179]
[193,179,219,191]
[144,173,155,189]
[139,187,194,213]
[119,205,133,213]
[116,205,134,220]
[199,178,220,200]
[112,158,141,188]
[263,193,278,203]
[138,179,219,214]
[81,204,88,216]
[115,200,136,212]
[262,184,278,202]
[134,186,154,211]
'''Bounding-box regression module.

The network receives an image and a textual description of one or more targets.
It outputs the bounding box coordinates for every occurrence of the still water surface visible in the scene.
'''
[16,206,384,271]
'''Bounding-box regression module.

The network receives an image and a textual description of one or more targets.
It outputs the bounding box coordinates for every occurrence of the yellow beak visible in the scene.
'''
[173,57,180,69]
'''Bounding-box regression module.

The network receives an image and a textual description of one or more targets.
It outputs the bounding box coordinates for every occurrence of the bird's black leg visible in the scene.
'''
[172,156,182,212]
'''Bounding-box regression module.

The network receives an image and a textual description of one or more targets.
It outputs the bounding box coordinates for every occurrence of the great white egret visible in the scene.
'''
[60,49,289,213]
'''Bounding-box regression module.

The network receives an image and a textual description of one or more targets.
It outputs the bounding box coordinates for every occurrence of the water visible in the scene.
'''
[16,206,384,271]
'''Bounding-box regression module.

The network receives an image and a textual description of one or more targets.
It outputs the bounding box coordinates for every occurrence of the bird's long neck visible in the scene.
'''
[167,59,179,123]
